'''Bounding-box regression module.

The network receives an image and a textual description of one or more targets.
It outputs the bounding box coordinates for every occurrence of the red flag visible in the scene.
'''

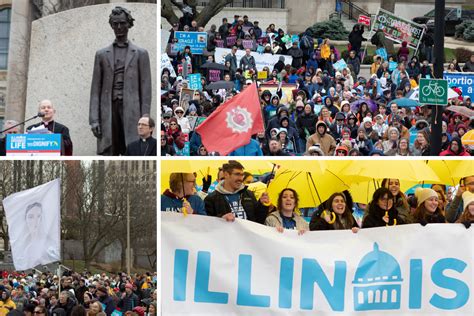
[195,83,264,155]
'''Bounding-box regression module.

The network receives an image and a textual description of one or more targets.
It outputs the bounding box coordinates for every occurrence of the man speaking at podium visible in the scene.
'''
[26,99,73,155]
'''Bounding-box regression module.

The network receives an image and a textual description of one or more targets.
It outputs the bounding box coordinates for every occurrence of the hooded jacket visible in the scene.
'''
[204,181,269,223]
[306,121,336,155]
[0,290,16,316]
[439,137,470,156]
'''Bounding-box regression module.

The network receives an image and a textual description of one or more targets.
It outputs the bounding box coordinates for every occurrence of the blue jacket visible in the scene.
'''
[161,190,207,215]
[228,139,263,156]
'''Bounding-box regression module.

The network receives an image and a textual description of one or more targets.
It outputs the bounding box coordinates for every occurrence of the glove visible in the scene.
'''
[419,219,427,226]
[462,221,471,229]
[202,175,212,193]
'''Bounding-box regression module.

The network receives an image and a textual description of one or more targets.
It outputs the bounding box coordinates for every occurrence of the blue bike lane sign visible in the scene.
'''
[419,78,448,105]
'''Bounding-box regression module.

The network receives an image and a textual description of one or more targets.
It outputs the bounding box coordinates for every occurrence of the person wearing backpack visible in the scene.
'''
[372,26,387,61]
[300,30,314,63]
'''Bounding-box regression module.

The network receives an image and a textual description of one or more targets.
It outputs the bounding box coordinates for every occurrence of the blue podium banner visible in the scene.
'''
[174,31,207,54]
[6,134,61,156]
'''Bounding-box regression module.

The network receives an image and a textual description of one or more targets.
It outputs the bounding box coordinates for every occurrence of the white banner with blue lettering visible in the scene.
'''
[162,213,473,315]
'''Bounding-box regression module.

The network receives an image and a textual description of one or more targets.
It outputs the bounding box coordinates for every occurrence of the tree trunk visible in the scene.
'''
[161,0,180,26]
[195,0,232,27]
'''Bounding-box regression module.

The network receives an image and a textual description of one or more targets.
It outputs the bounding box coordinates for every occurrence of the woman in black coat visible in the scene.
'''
[362,187,406,228]
[296,104,318,141]
[348,24,367,55]
[310,192,359,232]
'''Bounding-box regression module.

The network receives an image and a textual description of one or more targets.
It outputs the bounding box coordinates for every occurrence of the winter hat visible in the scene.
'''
[132,307,146,316]
[415,187,438,207]
[174,106,185,114]
[296,99,305,108]
[462,191,474,211]
[188,103,197,113]
[125,283,133,289]
[415,119,429,130]
[277,127,288,136]
[335,145,349,155]
[340,100,350,108]
[169,117,178,125]
[341,127,351,136]
[307,145,324,156]
[375,114,384,120]
[362,117,372,125]
[270,127,280,135]
[335,112,345,120]
[387,126,400,137]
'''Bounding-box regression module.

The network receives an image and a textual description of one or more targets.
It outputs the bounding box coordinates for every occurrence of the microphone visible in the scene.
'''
[37,112,46,118]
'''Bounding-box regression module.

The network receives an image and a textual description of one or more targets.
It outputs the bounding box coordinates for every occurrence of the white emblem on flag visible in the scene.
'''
[226,106,253,133]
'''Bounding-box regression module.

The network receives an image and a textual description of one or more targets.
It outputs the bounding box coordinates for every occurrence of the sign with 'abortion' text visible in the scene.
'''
[162,213,473,315]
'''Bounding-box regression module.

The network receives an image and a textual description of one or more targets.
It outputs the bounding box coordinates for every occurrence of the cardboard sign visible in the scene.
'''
[257,71,268,80]
[358,15,371,27]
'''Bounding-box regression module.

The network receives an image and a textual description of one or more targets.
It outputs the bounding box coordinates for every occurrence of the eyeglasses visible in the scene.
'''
[161,137,166,140]
[176,111,184,114]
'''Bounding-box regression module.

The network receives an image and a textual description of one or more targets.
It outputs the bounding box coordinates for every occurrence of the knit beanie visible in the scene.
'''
[415,188,438,207]
[462,191,474,212]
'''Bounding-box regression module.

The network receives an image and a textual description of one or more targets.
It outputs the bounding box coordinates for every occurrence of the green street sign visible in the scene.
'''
[419,78,448,105]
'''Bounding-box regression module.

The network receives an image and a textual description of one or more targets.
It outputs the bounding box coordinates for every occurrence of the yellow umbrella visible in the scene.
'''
[449,160,474,183]
[267,167,349,208]
[339,160,441,183]
[461,130,474,146]
[160,160,274,191]
[425,160,463,186]
[339,160,441,204]
[247,181,267,200]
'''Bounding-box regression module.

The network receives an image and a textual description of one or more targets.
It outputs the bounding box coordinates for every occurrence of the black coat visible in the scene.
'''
[310,213,359,231]
[296,113,317,139]
[0,138,5,156]
[362,204,405,228]
[204,187,268,224]
[125,137,157,156]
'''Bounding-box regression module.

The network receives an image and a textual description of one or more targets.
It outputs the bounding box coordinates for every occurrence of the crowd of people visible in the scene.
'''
[0,271,156,316]
[161,161,474,233]
[161,14,474,156]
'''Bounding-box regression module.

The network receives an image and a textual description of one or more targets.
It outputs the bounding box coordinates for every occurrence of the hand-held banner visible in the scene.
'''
[3,179,61,270]
[162,213,473,315]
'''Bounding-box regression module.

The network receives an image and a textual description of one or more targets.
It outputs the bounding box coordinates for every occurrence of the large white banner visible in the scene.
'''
[214,48,293,72]
[162,213,473,315]
[3,179,61,270]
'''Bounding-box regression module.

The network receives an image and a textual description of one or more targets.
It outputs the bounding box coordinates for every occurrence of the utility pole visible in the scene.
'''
[430,0,445,155]
[127,193,131,276]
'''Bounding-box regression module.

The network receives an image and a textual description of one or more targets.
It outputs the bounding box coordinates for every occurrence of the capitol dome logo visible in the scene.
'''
[226,106,253,133]
[353,243,403,311]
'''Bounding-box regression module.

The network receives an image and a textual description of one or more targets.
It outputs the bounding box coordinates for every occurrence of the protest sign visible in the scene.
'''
[215,48,292,72]
[372,8,424,49]
[174,31,207,54]
[443,72,474,100]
